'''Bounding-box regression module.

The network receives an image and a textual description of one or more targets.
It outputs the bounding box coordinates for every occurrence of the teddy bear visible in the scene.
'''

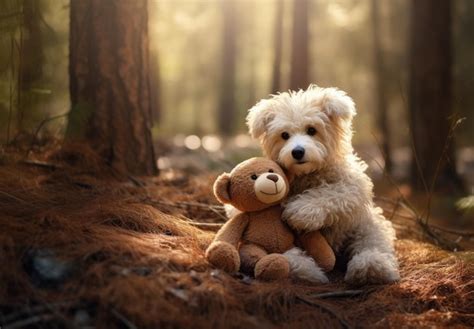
[245,85,400,285]
[205,157,335,281]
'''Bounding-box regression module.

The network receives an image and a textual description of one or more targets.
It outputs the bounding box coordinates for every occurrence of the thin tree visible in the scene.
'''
[149,58,161,125]
[67,0,157,175]
[409,0,461,192]
[371,0,392,173]
[271,0,284,93]
[246,3,257,110]
[218,0,237,136]
[17,0,44,131]
[289,0,309,91]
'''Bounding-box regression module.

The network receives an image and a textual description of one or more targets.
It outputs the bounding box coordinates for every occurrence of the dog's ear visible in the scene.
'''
[320,88,356,122]
[213,173,231,204]
[246,99,276,139]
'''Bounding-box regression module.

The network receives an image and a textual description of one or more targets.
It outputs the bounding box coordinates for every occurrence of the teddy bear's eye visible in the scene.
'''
[268,169,274,173]
[281,132,290,140]
[251,174,258,180]
[307,127,317,136]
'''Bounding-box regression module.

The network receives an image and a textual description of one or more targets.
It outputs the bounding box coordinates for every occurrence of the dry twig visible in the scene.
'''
[111,308,138,329]
[312,289,366,299]
[3,314,56,329]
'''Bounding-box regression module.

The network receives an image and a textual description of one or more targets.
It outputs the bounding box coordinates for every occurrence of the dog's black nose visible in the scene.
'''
[267,174,279,182]
[292,146,305,160]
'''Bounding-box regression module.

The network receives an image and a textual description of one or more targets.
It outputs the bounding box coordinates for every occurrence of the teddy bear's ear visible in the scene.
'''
[319,87,356,122]
[213,173,231,204]
[246,98,276,139]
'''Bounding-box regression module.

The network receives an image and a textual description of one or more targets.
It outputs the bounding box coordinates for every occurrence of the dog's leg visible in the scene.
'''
[344,206,400,285]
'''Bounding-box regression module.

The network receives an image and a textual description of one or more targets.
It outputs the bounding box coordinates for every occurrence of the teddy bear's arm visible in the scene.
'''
[213,212,249,246]
[205,213,249,273]
[299,231,336,272]
[282,179,370,232]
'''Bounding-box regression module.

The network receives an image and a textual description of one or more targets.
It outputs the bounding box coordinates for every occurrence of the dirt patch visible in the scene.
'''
[0,144,473,328]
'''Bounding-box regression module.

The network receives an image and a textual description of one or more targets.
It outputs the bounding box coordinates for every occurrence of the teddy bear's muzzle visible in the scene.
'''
[254,173,287,204]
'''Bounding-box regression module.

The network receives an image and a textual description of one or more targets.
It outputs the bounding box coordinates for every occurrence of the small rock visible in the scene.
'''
[210,269,221,279]
[73,309,92,327]
[240,274,253,285]
[23,248,74,288]
[189,270,202,284]
[131,267,152,276]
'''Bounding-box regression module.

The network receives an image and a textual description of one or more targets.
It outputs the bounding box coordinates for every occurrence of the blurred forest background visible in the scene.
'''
[0,0,473,198]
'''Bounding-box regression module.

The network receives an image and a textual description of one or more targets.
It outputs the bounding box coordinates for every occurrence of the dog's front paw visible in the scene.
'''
[344,250,400,286]
[282,201,326,231]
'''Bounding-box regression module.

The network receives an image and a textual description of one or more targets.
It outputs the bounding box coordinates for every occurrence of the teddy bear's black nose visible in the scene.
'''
[267,174,279,182]
[292,146,305,160]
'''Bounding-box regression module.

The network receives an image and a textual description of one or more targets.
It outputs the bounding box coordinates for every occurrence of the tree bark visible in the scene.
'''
[371,0,392,173]
[271,0,284,93]
[218,0,237,136]
[67,0,157,176]
[409,0,461,192]
[289,0,309,91]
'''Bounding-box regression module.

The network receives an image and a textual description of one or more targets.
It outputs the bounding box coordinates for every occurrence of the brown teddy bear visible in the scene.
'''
[205,157,335,281]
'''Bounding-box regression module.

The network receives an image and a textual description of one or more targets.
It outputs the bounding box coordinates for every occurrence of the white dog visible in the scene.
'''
[246,85,400,285]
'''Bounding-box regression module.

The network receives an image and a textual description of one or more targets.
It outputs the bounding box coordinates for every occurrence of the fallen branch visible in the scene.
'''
[20,160,61,170]
[312,289,365,299]
[188,222,223,231]
[3,314,56,329]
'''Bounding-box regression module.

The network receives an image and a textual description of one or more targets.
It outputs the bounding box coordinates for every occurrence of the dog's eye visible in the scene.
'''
[281,132,290,140]
[251,174,258,180]
[268,169,274,173]
[307,127,317,136]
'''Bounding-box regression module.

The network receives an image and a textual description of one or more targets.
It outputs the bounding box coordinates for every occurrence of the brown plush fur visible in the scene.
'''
[206,157,335,280]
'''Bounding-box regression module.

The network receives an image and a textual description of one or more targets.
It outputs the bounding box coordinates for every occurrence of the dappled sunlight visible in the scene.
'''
[0,0,473,328]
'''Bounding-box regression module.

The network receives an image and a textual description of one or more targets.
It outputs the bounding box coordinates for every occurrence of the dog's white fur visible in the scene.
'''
[283,247,329,283]
[246,85,400,285]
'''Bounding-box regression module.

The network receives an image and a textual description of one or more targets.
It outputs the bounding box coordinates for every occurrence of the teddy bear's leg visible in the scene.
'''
[344,207,400,285]
[239,243,267,274]
[298,231,336,272]
[255,254,290,281]
[206,241,241,273]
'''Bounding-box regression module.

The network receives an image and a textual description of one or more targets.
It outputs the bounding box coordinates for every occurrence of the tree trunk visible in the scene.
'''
[67,0,157,176]
[409,0,460,192]
[218,0,237,136]
[289,0,309,91]
[271,0,284,93]
[371,0,392,173]
[17,0,43,131]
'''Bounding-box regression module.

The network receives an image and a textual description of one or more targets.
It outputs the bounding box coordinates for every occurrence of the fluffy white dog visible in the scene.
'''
[246,85,400,285]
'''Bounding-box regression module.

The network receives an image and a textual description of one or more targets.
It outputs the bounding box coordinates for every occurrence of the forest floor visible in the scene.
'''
[0,140,473,329]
